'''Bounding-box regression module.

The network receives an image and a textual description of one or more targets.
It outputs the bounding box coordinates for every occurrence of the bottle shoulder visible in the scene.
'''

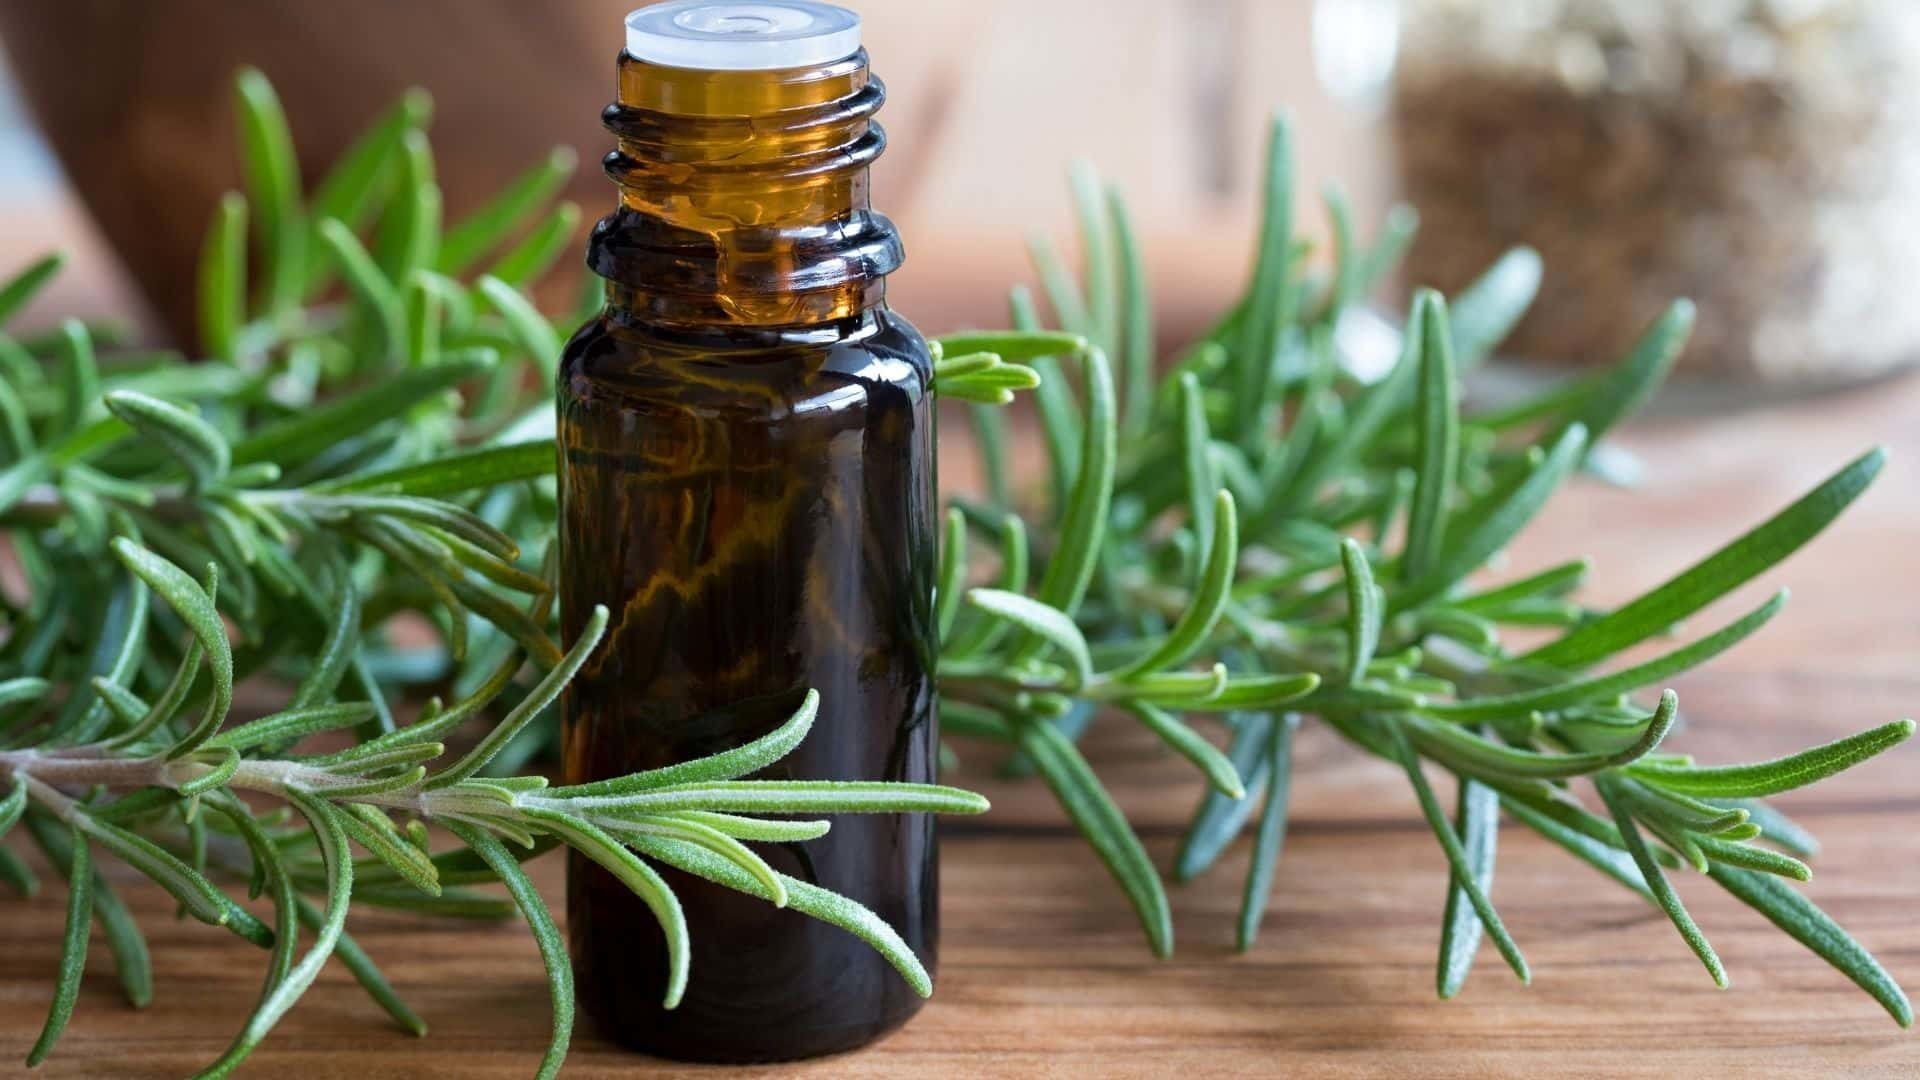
[559,308,931,421]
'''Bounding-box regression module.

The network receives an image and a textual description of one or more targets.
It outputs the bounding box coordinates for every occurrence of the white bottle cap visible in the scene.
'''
[624,2,862,71]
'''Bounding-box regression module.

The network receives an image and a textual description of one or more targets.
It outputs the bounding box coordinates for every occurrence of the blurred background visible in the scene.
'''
[1,0,1917,388]
[0,0,1392,355]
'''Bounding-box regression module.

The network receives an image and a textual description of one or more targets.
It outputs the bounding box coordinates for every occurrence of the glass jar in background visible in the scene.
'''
[1386,0,1920,389]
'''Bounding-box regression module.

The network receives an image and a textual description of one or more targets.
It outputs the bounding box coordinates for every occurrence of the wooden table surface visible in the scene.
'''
[4,372,1920,1078]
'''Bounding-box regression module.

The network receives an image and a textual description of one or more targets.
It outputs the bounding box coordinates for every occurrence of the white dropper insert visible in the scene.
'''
[624,2,861,71]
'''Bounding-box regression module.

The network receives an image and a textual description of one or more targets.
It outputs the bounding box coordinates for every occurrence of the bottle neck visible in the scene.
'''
[589,48,902,327]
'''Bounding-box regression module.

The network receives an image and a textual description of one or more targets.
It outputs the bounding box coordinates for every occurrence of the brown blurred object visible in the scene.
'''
[0,0,1378,351]
[1391,0,1920,386]
[0,0,636,347]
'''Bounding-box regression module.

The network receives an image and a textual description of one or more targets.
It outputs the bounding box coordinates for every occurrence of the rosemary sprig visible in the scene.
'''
[932,117,1913,1025]
[0,65,1911,1080]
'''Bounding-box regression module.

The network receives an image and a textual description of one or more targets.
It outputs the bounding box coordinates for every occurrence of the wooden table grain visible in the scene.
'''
[5,376,1920,1078]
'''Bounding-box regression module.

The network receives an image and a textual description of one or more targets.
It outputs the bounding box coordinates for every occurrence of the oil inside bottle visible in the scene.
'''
[556,2,938,1062]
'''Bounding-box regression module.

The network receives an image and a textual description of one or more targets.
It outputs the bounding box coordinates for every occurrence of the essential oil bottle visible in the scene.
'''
[556,1,937,1063]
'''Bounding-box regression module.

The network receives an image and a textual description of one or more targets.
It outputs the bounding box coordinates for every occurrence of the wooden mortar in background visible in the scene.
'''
[0,0,1382,355]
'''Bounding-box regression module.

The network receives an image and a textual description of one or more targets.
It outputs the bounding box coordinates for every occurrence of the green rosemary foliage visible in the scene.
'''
[934,115,1913,1026]
[0,64,1912,1080]
[0,70,999,1078]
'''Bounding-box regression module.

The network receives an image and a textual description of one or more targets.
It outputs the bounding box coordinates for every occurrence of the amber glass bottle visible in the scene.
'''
[556,2,936,1063]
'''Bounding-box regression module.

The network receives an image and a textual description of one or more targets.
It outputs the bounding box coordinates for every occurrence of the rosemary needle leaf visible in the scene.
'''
[1437,776,1500,998]
[1452,559,1591,614]
[673,811,832,843]
[1500,796,1651,899]
[1236,714,1298,951]
[424,604,606,789]
[1025,345,1116,632]
[24,811,152,1011]
[1122,701,1245,799]
[936,508,967,641]
[551,690,819,797]
[437,147,578,276]
[525,809,688,1008]
[110,541,232,757]
[552,780,988,816]
[1627,719,1914,798]
[1322,186,1360,317]
[173,747,242,798]
[1021,715,1173,956]
[309,88,431,239]
[485,201,582,289]
[1178,373,1218,548]
[966,400,1010,507]
[233,68,304,319]
[1175,714,1276,881]
[1550,299,1693,455]
[1340,538,1382,685]
[1447,246,1541,371]
[1388,723,1529,984]
[1596,777,1727,989]
[1395,423,1589,613]
[338,804,441,898]
[91,875,156,1012]
[446,822,569,1077]
[233,355,494,467]
[0,677,51,712]
[196,194,247,363]
[1434,593,1785,721]
[629,833,936,999]
[1708,863,1911,1027]
[204,789,353,1078]
[1333,209,1408,309]
[1524,447,1887,669]
[1403,289,1460,582]
[103,638,202,750]
[1719,799,1821,859]
[476,275,563,374]
[27,822,92,1068]
[0,844,38,898]
[599,813,787,908]
[317,219,404,361]
[318,439,557,498]
[970,588,1093,688]
[1233,114,1293,440]
[205,793,296,989]
[1412,690,1678,780]
[0,780,27,837]
[933,330,1087,362]
[1108,185,1153,436]
[945,517,1029,660]
[1026,232,1090,338]
[376,145,442,282]
[103,390,232,493]
[295,895,428,1037]
[69,801,229,927]
[1694,835,1811,882]
[1009,285,1084,506]
[1112,666,1231,707]
[1179,672,1318,712]
[218,703,378,756]
[54,320,100,434]
[1113,491,1237,679]
[0,251,62,327]
[1068,161,1118,356]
